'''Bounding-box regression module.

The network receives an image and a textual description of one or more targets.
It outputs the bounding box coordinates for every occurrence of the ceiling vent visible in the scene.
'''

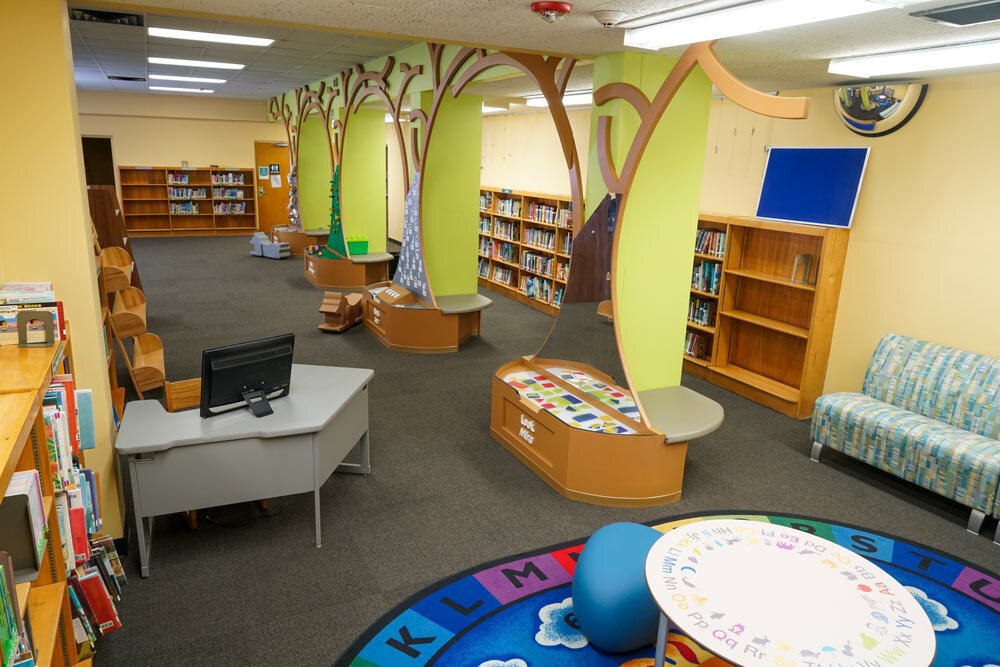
[911,0,1000,26]
[106,75,147,82]
[69,8,143,26]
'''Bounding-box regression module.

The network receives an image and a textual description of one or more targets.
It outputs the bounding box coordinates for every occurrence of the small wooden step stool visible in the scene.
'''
[318,291,363,333]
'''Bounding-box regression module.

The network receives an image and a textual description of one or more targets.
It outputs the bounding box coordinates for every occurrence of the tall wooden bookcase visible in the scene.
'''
[118,166,258,237]
[0,339,85,666]
[683,213,850,419]
[477,187,574,316]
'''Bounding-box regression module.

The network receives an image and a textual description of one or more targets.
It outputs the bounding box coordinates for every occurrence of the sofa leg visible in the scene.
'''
[810,441,823,463]
[967,509,986,535]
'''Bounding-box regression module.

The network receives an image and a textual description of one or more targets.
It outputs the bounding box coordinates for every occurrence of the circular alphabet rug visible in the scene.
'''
[335,512,1000,667]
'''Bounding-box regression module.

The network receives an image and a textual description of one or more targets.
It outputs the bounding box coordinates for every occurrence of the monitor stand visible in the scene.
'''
[241,389,273,418]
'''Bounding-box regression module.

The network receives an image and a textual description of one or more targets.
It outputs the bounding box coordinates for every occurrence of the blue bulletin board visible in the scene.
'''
[755,147,870,228]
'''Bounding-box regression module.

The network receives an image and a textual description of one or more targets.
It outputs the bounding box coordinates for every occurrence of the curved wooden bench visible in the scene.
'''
[436,293,493,315]
[132,333,165,393]
[112,287,147,338]
[99,247,133,293]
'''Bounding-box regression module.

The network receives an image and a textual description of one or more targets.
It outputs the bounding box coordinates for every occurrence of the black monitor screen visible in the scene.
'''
[199,333,294,418]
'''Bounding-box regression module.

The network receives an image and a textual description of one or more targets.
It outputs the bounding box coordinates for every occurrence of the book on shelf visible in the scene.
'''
[557,206,572,229]
[479,216,491,234]
[496,197,521,217]
[167,187,207,200]
[213,202,247,215]
[523,227,555,251]
[211,173,245,185]
[69,565,121,636]
[168,202,200,215]
[521,252,554,278]
[688,297,717,327]
[691,260,722,295]
[165,171,189,185]
[695,228,727,257]
[560,231,572,255]
[554,286,564,306]
[478,237,491,255]
[684,331,708,359]
[477,258,489,278]
[526,202,558,224]
[493,219,517,241]
[491,240,516,264]
[0,551,32,667]
[556,261,569,282]
[491,266,514,286]
[212,187,245,200]
[479,192,493,211]
[0,283,55,304]
[0,471,47,576]
[520,275,554,302]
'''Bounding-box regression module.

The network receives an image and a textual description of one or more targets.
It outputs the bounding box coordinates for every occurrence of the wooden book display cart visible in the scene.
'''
[362,283,491,354]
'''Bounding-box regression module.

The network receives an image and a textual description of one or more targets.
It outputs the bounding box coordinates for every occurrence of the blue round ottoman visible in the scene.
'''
[572,522,663,653]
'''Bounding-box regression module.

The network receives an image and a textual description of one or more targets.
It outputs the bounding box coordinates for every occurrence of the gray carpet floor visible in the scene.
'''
[97,235,1000,666]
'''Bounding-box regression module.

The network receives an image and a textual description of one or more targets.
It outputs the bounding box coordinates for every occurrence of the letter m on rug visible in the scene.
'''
[502,561,548,588]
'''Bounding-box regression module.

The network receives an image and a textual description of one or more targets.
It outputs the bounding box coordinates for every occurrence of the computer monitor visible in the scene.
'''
[199,333,294,418]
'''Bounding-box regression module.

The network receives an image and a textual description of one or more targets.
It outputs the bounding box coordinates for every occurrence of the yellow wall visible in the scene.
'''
[0,1,121,536]
[700,73,1000,393]
[77,90,285,188]
[481,109,591,196]
[386,121,411,241]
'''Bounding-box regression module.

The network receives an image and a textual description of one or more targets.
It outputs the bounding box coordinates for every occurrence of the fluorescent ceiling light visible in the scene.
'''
[829,39,1000,77]
[525,92,593,108]
[149,86,214,93]
[148,57,244,70]
[483,106,508,113]
[148,27,273,47]
[624,0,889,50]
[385,113,393,123]
[149,74,227,84]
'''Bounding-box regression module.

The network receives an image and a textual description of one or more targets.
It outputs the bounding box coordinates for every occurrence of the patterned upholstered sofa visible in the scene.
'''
[811,334,1000,543]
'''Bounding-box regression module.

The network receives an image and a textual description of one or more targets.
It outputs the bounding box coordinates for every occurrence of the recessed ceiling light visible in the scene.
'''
[525,92,593,108]
[148,57,244,70]
[149,74,227,84]
[149,86,215,93]
[148,27,274,47]
[829,38,1000,77]
[624,0,890,50]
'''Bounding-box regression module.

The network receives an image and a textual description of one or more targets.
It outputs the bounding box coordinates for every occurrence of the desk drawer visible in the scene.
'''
[131,434,313,516]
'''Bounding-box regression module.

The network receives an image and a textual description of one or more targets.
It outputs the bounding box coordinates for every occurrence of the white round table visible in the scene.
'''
[644,519,936,667]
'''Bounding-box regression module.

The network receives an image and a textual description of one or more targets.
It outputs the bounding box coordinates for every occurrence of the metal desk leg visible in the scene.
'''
[336,431,371,475]
[313,441,322,548]
[654,613,668,667]
[129,457,154,577]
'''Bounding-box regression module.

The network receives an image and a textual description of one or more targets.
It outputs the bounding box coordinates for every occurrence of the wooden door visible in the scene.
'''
[254,141,291,235]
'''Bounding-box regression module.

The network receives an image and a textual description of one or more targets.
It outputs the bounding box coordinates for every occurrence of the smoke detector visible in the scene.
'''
[592,10,625,27]
[530,2,572,23]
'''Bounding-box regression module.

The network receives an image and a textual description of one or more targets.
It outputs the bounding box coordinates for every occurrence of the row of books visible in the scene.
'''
[0,283,64,346]
[555,261,569,282]
[478,237,491,256]
[522,252,554,278]
[213,188,245,200]
[211,173,245,184]
[523,228,556,251]
[496,197,521,217]
[561,231,573,255]
[67,533,126,651]
[492,266,515,286]
[554,286,564,307]
[491,241,517,264]
[214,202,247,215]
[521,275,555,302]
[477,258,489,278]
[493,219,517,241]
[2,472,46,574]
[525,202,560,224]
[695,229,727,258]
[0,552,33,666]
[479,216,491,234]
[165,171,189,185]
[684,331,708,359]
[169,202,200,215]
[556,207,573,229]
[692,260,722,295]
[479,192,493,211]
[167,187,206,200]
[688,297,717,327]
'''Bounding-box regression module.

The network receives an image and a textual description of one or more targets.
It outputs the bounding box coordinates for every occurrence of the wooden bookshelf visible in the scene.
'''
[682,213,850,419]
[476,187,575,316]
[0,339,82,665]
[119,166,259,237]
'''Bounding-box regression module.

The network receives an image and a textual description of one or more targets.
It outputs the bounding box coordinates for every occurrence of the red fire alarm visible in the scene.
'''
[530,1,572,23]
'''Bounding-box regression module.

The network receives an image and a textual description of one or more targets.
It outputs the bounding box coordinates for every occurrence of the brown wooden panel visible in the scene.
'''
[120,168,166,185]
[123,200,168,215]
[121,184,167,199]
[727,320,806,388]
[738,227,823,281]
[124,215,170,231]
[733,278,814,330]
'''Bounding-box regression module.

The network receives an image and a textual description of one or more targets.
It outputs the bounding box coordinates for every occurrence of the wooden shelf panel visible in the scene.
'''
[0,391,39,505]
[0,345,61,394]
[16,582,30,618]
[720,309,809,339]
[694,252,724,262]
[690,288,719,299]
[725,268,816,292]
[710,364,799,403]
[683,354,711,367]
[27,581,66,667]
[686,321,715,334]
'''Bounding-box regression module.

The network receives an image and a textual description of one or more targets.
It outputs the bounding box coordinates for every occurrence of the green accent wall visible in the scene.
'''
[420,91,483,297]
[591,53,712,393]
[297,115,333,232]
[341,108,388,253]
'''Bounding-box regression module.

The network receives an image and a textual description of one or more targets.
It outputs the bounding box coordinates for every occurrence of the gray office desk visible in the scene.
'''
[115,364,373,577]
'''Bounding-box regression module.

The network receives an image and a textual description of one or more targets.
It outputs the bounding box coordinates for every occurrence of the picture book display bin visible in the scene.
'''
[491,357,688,506]
[304,252,391,291]
[362,283,488,354]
